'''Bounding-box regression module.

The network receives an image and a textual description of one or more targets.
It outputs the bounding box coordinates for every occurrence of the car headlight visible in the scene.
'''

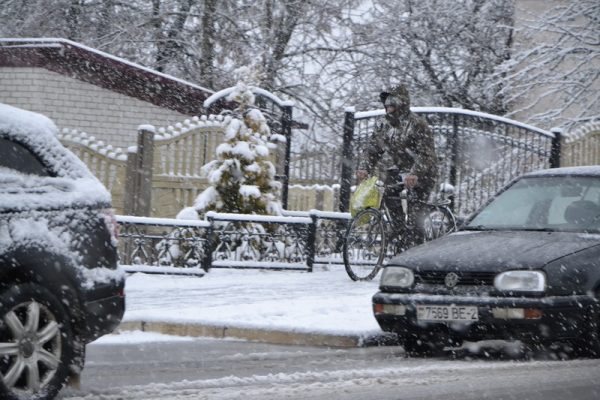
[494,270,546,293]
[381,266,414,288]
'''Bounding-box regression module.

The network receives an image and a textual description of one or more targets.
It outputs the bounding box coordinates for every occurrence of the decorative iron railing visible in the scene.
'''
[116,211,350,275]
[117,216,210,276]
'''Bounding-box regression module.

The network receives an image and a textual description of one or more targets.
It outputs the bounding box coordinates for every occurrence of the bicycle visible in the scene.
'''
[343,175,457,281]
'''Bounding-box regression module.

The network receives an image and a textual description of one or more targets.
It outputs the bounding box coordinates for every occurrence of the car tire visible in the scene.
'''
[0,283,74,400]
[401,332,463,357]
[401,335,445,357]
[569,334,600,358]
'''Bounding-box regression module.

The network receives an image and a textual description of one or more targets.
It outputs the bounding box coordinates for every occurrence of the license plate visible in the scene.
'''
[416,305,478,321]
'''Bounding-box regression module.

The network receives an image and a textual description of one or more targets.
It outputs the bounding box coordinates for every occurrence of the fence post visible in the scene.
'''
[281,105,293,210]
[449,115,460,211]
[124,127,155,216]
[339,108,355,212]
[315,186,325,210]
[333,185,340,212]
[124,149,138,216]
[550,128,562,168]
[203,214,214,272]
[306,214,317,273]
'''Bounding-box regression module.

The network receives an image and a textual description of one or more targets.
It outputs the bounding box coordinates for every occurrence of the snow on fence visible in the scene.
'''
[116,210,350,275]
[60,110,597,219]
[151,116,225,217]
[60,118,341,217]
[562,121,600,167]
[58,128,128,212]
[287,184,340,212]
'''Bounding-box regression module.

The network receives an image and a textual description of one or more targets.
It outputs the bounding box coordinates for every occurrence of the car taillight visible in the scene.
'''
[101,208,119,246]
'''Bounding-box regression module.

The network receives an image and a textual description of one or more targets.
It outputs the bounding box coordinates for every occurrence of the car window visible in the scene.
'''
[468,176,600,232]
[0,137,50,177]
[547,196,573,224]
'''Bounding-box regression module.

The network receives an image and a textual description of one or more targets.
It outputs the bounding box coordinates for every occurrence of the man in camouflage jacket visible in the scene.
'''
[356,84,438,248]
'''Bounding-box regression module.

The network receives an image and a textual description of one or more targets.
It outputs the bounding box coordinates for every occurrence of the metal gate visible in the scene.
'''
[340,107,562,217]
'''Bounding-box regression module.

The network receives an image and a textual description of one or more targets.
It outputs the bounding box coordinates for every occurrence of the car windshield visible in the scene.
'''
[467,175,600,233]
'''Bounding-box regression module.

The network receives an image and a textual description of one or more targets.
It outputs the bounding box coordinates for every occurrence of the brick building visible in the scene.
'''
[0,38,228,149]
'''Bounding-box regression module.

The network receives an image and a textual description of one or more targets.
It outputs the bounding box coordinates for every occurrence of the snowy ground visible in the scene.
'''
[72,332,600,400]
[74,268,600,400]
[112,266,382,338]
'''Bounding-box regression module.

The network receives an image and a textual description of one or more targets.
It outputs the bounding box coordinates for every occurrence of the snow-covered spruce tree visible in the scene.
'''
[194,79,285,217]
[170,75,286,266]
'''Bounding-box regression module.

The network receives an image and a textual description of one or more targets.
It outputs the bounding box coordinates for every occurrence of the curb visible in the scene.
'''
[117,321,399,348]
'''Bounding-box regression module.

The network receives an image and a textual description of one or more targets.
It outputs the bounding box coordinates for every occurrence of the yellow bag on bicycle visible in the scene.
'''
[350,176,381,217]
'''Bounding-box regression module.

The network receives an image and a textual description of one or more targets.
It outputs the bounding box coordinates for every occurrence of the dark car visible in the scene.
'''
[0,103,125,399]
[373,166,600,356]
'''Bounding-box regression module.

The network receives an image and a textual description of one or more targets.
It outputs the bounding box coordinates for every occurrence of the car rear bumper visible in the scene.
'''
[372,292,599,342]
[81,292,125,343]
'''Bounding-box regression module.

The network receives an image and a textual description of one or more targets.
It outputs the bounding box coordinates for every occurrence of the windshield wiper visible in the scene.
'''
[462,226,558,232]
[461,225,488,231]
[511,227,556,232]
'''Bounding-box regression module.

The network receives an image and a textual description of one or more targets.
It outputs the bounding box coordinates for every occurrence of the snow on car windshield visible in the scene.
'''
[467,176,600,233]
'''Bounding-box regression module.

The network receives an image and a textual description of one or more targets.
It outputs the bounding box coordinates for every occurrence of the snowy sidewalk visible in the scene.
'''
[117,267,390,347]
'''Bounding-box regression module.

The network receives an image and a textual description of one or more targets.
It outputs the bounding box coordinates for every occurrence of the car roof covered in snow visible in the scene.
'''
[0,103,97,179]
[0,103,111,209]
[524,166,600,178]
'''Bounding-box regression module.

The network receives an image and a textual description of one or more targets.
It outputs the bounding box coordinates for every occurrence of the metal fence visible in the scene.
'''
[116,211,350,274]
[340,107,561,217]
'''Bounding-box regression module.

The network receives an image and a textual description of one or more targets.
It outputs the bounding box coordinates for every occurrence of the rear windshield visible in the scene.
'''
[0,137,51,177]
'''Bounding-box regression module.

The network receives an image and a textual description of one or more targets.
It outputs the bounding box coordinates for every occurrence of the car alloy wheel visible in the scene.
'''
[0,283,72,400]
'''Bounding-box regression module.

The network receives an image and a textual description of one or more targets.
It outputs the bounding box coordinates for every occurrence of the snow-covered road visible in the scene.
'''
[57,268,600,399]
[61,332,600,400]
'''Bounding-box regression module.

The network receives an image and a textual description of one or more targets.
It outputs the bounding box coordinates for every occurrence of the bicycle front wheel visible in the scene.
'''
[423,206,456,241]
[343,208,387,281]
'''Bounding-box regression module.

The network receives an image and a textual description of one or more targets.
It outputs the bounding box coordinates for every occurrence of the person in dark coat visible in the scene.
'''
[356,84,438,248]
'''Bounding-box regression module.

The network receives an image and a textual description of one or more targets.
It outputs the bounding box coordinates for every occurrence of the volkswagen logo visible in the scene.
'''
[444,272,460,288]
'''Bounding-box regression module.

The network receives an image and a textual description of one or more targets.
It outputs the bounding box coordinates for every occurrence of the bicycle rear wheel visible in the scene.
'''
[423,206,456,241]
[343,208,387,281]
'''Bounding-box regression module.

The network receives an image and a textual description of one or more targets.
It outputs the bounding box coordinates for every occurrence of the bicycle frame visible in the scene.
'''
[378,179,456,237]
[343,175,457,281]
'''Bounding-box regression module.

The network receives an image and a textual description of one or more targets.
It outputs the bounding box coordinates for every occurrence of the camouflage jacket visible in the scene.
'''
[361,113,438,192]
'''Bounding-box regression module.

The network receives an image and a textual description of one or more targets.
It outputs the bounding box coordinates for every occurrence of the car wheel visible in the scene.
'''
[401,335,445,357]
[401,332,462,357]
[0,283,74,400]
[569,334,600,358]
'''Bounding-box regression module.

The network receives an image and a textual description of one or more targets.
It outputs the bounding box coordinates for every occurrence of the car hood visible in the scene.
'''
[390,230,600,272]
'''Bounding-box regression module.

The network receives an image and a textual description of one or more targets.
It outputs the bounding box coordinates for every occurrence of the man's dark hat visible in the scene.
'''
[379,91,391,104]
[379,84,410,104]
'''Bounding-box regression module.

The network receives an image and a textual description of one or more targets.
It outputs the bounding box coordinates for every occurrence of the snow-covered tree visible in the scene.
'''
[348,0,515,114]
[495,0,600,130]
[5,0,595,142]
[193,69,285,217]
